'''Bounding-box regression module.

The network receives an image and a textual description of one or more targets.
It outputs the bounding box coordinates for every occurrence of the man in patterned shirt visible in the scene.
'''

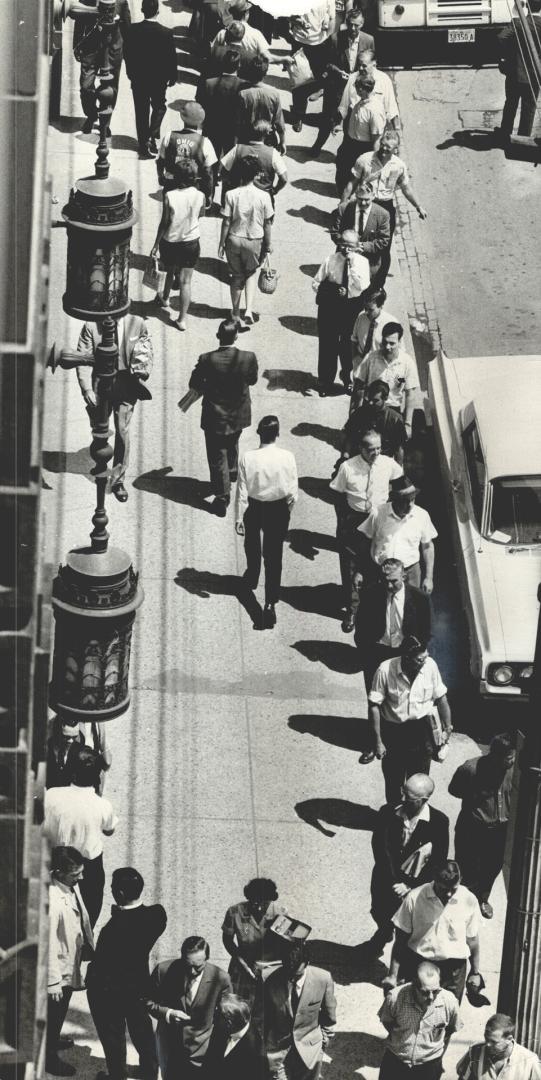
[379,960,460,1079]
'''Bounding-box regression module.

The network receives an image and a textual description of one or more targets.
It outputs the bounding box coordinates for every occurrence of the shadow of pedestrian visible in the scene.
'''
[287,204,331,229]
[291,421,342,451]
[263,369,317,395]
[174,567,264,627]
[128,300,172,326]
[42,447,93,478]
[298,476,335,505]
[295,798,378,836]
[287,145,335,164]
[110,134,139,151]
[287,528,338,560]
[436,129,498,152]
[133,467,216,512]
[324,1031,386,1078]
[292,177,337,199]
[195,256,231,284]
[281,583,342,619]
[279,314,318,336]
[190,301,231,320]
[306,939,387,988]
[288,713,369,751]
[50,116,85,134]
[292,640,361,674]
[299,263,320,278]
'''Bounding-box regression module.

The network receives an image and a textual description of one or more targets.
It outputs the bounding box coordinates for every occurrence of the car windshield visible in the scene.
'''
[488,476,541,545]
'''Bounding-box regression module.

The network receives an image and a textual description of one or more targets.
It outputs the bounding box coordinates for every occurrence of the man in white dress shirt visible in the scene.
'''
[47,846,94,1076]
[353,320,418,433]
[44,746,118,926]
[313,228,371,395]
[236,415,298,628]
[330,430,402,630]
[338,48,400,131]
[357,475,437,592]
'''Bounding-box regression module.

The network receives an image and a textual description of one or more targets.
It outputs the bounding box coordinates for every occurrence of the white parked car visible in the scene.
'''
[428,353,541,698]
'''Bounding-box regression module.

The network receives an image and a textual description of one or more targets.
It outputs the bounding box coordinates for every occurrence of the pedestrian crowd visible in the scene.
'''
[44,0,540,1078]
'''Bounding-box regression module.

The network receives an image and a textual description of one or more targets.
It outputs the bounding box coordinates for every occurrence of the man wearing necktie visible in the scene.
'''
[263,943,336,1079]
[354,558,431,693]
[332,183,391,286]
[146,935,231,1079]
[312,229,370,396]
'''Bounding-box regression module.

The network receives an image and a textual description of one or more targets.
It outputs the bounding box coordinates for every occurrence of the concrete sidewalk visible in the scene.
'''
[42,9,504,1078]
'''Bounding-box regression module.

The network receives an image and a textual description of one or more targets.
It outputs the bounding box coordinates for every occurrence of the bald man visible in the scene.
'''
[378,961,460,1079]
[366,774,449,956]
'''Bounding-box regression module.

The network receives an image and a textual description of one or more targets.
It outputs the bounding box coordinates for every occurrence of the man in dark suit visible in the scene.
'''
[189,319,258,517]
[203,994,262,1079]
[497,0,541,140]
[367,774,449,956]
[76,314,153,503]
[86,867,167,1080]
[354,558,431,693]
[262,942,336,1079]
[196,50,245,160]
[124,0,177,158]
[332,183,390,284]
[312,9,374,153]
[146,936,232,1080]
[73,0,132,134]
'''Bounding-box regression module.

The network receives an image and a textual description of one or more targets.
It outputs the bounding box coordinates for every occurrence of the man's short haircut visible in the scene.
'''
[70,745,101,787]
[222,48,241,72]
[367,379,390,399]
[357,181,374,195]
[229,0,249,17]
[415,960,441,985]
[366,287,387,307]
[381,129,400,147]
[361,428,381,445]
[401,635,425,657]
[245,54,269,82]
[490,732,515,755]
[251,119,272,140]
[357,75,375,93]
[51,846,84,874]
[218,993,251,1030]
[173,159,198,189]
[257,415,279,442]
[244,877,279,903]
[381,557,404,573]
[358,46,376,61]
[181,935,210,959]
[226,20,246,42]
[346,7,365,21]
[142,0,160,14]
[217,320,239,344]
[382,320,404,340]
[112,867,144,901]
[485,1013,515,1038]
[434,859,461,888]
[237,154,262,184]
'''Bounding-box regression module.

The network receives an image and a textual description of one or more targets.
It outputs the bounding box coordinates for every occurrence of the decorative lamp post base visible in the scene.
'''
[50,545,144,722]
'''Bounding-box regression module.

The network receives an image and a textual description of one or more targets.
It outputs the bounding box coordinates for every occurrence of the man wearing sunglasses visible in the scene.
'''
[378,960,460,1079]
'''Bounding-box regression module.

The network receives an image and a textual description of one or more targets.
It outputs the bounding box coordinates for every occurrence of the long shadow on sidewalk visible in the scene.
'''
[289,714,367,751]
[263,369,317,395]
[292,639,362,674]
[174,568,263,627]
[287,528,338,560]
[291,421,342,451]
[295,797,377,836]
[133,467,215,512]
[281,583,342,619]
[307,939,387,990]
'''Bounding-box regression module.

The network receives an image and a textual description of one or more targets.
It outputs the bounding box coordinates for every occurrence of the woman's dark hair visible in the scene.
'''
[173,159,198,189]
[237,155,262,184]
[244,877,279,903]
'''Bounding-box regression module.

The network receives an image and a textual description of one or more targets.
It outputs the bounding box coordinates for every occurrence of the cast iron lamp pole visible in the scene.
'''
[47,16,143,723]
[497,583,541,1052]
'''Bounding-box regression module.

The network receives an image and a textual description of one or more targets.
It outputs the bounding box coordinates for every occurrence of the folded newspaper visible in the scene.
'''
[177,388,202,413]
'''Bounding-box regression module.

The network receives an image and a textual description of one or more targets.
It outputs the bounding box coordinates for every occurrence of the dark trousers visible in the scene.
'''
[87,985,158,1080]
[374,199,396,286]
[79,52,122,121]
[316,81,345,149]
[336,135,372,194]
[379,1051,443,1079]
[380,717,432,806]
[290,38,333,120]
[400,948,467,1002]
[336,505,368,617]
[131,80,168,148]
[204,430,240,502]
[317,293,364,388]
[80,852,105,928]
[244,497,290,604]
[454,813,508,903]
[501,76,538,136]
[46,986,73,1061]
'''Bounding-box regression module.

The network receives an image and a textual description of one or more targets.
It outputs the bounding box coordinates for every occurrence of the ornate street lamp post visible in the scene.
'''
[48,17,143,723]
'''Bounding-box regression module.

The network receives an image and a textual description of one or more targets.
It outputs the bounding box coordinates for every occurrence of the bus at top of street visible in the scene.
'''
[369,0,521,63]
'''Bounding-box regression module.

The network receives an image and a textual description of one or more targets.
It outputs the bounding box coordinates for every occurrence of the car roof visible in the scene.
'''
[449,354,541,479]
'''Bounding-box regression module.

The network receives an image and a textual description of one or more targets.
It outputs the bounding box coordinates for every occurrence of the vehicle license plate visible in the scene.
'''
[448,28,475,42]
